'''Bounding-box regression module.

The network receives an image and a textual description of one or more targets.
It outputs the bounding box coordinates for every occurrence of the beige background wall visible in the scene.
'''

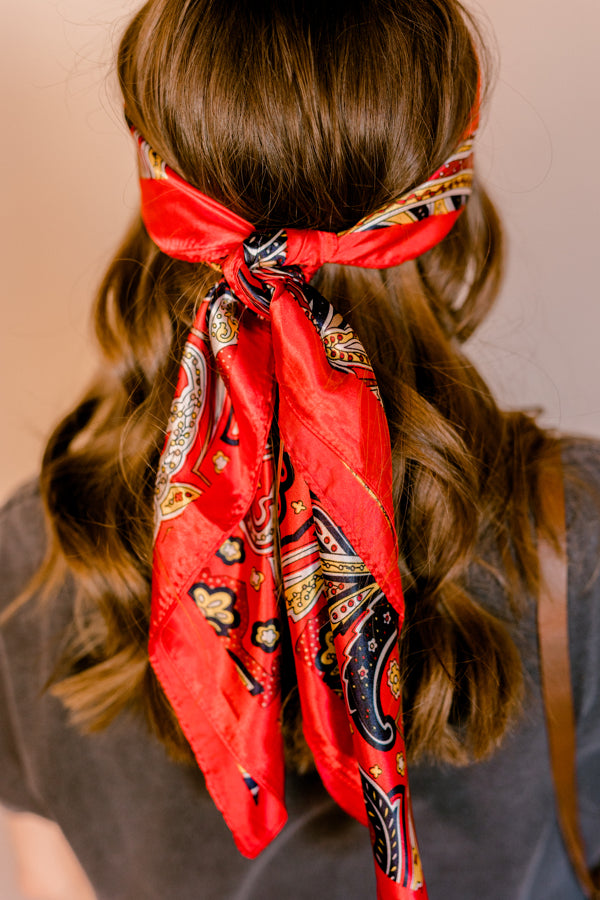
[1,0,600,510]
[1,0,599,896]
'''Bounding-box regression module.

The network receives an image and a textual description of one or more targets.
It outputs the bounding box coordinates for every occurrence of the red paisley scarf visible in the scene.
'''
[133,124,475,899]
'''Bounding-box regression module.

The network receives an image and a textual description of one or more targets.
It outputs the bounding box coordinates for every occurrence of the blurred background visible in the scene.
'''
[1,0,599,896]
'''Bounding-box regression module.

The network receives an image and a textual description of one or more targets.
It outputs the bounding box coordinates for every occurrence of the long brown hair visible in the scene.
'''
[38,0,557,768]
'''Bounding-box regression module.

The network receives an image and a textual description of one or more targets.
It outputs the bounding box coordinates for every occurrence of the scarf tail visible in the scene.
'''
[136,119,478,898]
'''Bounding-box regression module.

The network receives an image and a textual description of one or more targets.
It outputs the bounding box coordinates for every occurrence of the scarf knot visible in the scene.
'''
[222,228,302,317]
[133,115,479,900]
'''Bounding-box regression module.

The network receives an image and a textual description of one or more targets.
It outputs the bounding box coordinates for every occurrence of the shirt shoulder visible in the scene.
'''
[560,438,600,715]
[0,481,52,815]
[561,436,600,633]
[0,479,48,614]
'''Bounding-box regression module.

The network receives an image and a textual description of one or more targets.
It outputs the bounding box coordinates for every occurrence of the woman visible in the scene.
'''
[1,1,598,898]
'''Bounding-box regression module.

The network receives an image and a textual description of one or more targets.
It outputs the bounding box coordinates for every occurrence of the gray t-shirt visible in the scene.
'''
[1,439,599,899]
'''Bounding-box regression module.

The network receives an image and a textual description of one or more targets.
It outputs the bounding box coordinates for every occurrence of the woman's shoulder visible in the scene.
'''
[557,437,600,730]
[0,478,45,530]
[560,435,600,569]
[0,479,48,613]
[561,433,600,485]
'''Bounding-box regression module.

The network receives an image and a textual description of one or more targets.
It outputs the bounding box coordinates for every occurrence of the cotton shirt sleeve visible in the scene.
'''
[0,482,50,818]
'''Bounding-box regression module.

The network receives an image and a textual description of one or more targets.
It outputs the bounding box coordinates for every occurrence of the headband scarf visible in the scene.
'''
[134,125,475,900]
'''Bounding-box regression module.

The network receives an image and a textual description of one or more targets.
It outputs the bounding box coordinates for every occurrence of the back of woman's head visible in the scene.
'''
[118,0,479,230]
[41,0,554,769]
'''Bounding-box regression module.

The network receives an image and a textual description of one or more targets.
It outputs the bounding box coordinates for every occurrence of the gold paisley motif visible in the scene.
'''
[321,558,367,575]
[254,623,280,649]
[218,538,244,564]
[285,572,322,619]
[396,752,405,776]
[212,450,229,473]
[380,210,416,226]
[322,328,369,366]
[410,843,424,890]
[148,147,167,179]
[319,629,337,669]
[191,586,236,631]
[250,568,265,591]
[159,483,201,518]
[387,658,401,700]
[211,302,239,344]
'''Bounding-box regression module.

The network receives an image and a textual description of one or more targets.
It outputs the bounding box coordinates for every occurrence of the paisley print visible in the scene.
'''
[387,659,402,700]
[149,234,428,898]
[251,619,281,653]
[149,248,428,897]
[361,767,409,884]
[189,583,240,637]
[217,537,246,566]
[135,116,478,896]
[314,617,342,694]
[345,139,474,233]
[302,287,381,399]
[360,766,425,891]
[154,342,207,530]
[340,592,399,751]
[209,286,240,348]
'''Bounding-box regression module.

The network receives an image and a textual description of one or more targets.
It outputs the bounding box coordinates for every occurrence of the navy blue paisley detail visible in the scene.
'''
[360,766,410,886]
[340,593,399,750]
[301,283,333,330]
[206,280,230,316]
[312,501,355,553]
[314,616,342,695]
[312,503,379,638]
[236,268,274,313]
[233,230,305,316]
[279,518,315,548]
[242,230,287,268]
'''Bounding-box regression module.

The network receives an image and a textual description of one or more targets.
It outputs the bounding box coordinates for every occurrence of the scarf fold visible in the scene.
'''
[135,125,476,899]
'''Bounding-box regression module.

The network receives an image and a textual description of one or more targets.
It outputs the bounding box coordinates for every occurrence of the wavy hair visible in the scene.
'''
[38,0,557,768]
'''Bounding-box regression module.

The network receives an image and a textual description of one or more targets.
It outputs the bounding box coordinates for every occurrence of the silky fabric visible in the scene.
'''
[134,127,475,899]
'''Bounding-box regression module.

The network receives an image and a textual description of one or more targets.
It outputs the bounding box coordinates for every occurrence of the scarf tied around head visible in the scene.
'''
[133,122,476,899]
